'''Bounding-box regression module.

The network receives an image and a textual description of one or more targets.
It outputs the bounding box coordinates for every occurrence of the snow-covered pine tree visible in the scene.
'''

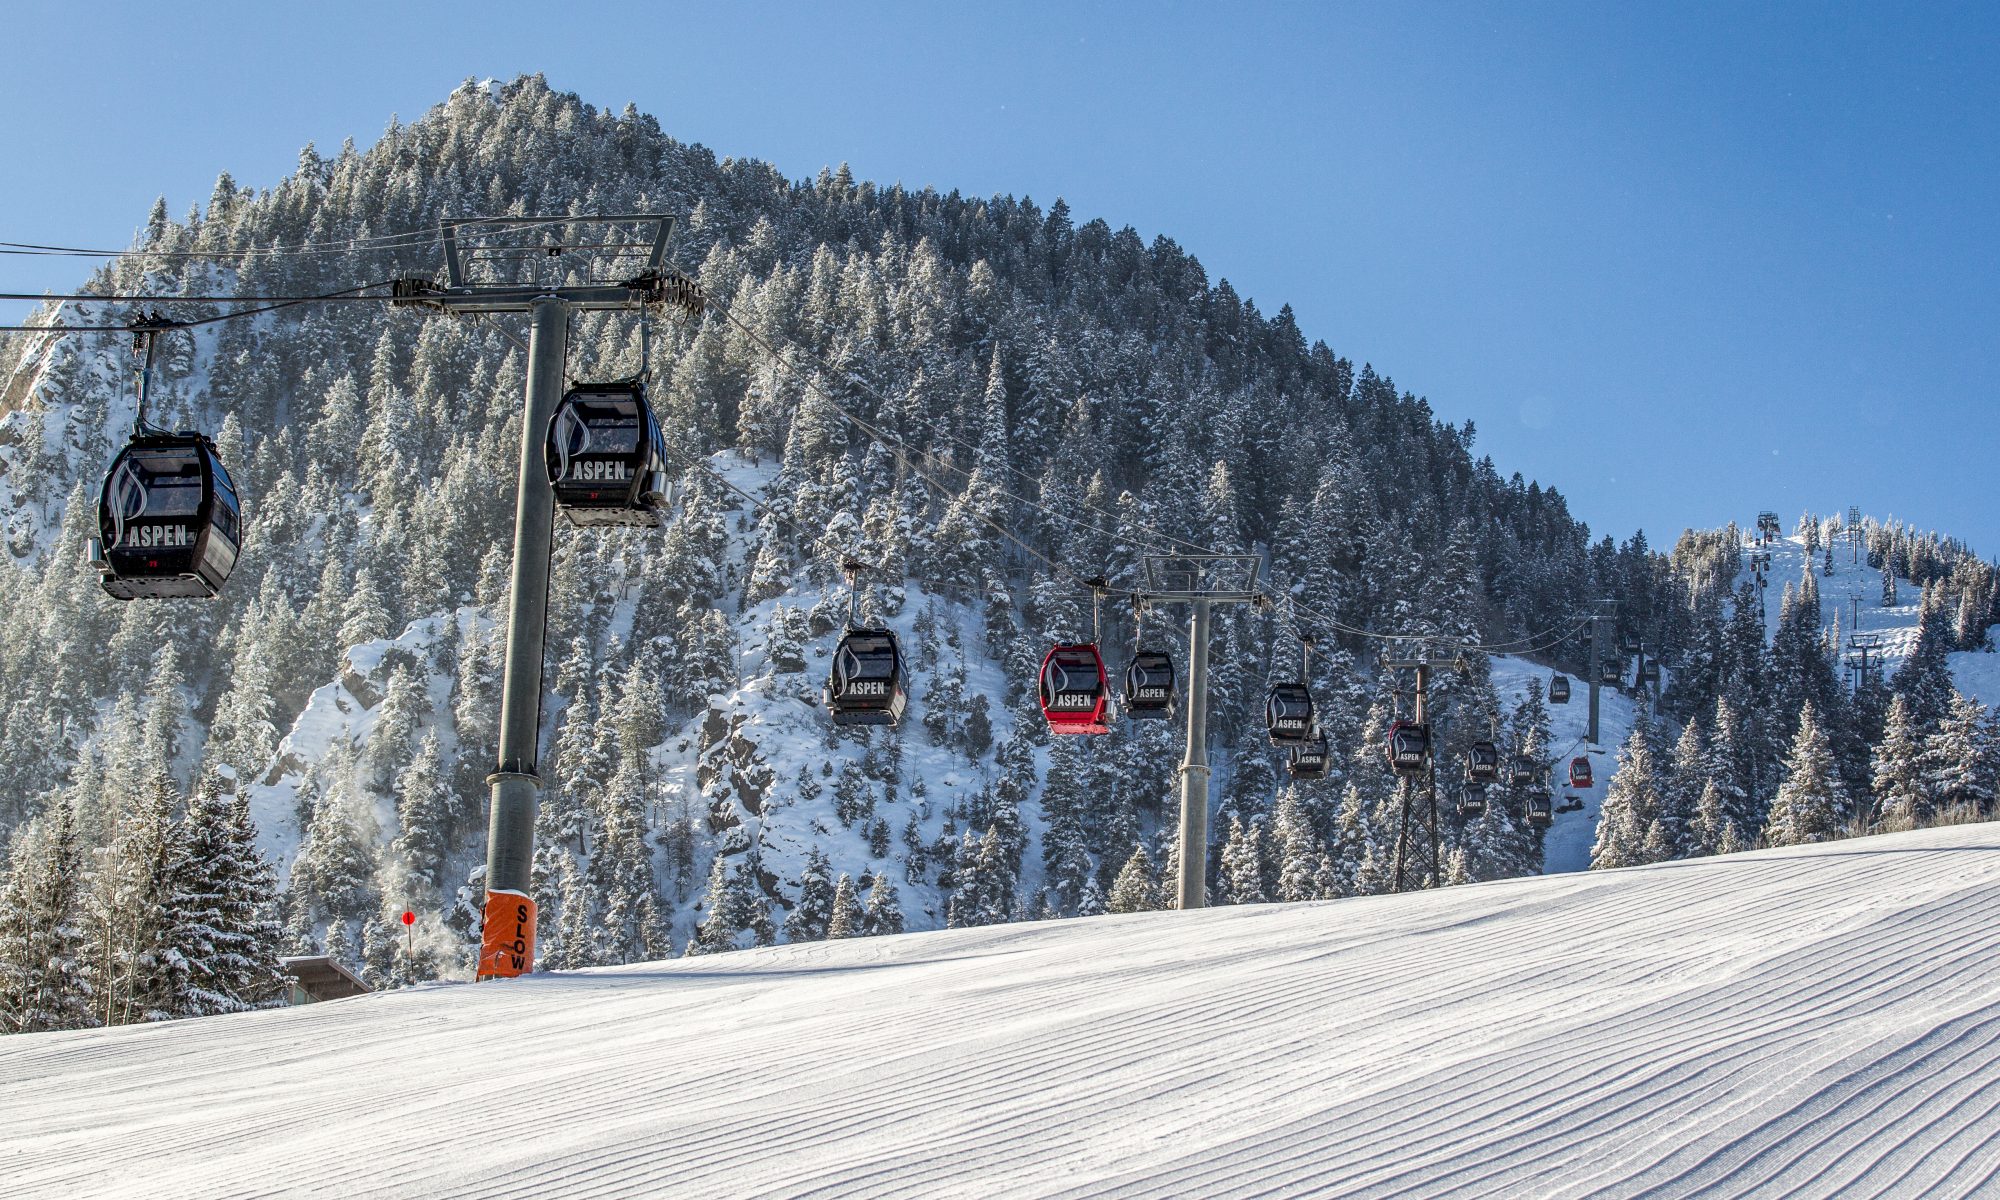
[1216,817,1268,905]
[827,873,864,939]
[175,770,284,1013]
[1872,692,1932,828]
[0,804,95,1033]
[1271,787,1325,903]
[1591,724,1666,869]
[1928,691,1995,815]
[785,847,835,943]
[862,873,904,936]
[1764,701,1848,847]
[1107,843,1160,914]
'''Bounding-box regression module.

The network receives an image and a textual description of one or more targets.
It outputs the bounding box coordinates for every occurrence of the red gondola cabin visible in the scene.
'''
[1040,644,1110,735]
[1568,756,1594,788]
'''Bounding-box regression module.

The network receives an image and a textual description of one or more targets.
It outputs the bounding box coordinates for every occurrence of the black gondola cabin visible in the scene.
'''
[1387,720,1430,776]
[1466,739,1500,784]
[1526,793,1553,826]
[1122,651,1176,720]
[1510,757,1539,788]
[545,382,674,526]
[1549,674,1571,704]
[1287,733,1330,780]
[823,629,907,726]
[1265,684,1314,746]
[88,432,240,600]
[1461,788,1488,818]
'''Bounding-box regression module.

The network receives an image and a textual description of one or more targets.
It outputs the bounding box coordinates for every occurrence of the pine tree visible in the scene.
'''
[1687,778,1730,857]
[827,873,864,939]
[391,730,451,890]
[1591,724,1667,869]
[685,855,747,956]
[1764,701,1847,847]
[862,873,904,936]
[1106,843,1160,914]
[0,804,95,1033]
[785,847,836,943]
[1872,692,1932,827]
[1929,692,1994,815]
[175,770,284,1013]
[1216,817,1268,905]
[1271,787,1325,902]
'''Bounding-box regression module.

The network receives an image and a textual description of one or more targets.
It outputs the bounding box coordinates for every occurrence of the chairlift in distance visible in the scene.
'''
[86,321,241,600]
[822,561,907,727]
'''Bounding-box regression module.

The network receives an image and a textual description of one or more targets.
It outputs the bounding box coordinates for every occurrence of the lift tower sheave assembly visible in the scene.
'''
[1141,554,1264,911]
[396,215,702,980]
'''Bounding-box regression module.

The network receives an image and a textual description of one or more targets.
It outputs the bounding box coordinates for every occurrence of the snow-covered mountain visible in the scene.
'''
[0,75,1993,1008]
[6,821,1998,1198]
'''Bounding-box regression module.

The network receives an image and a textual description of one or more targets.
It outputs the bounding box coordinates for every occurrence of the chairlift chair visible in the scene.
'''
[87,431,241,600]
[544,382,674,526]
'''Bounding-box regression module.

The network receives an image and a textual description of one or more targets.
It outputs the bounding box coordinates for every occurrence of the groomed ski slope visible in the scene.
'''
[8,824,2000,1199]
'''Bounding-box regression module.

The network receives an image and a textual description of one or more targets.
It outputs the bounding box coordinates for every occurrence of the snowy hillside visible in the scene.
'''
[1490,656,1635,874]
[7,821,1999,1199]
[1741,530,1998,702]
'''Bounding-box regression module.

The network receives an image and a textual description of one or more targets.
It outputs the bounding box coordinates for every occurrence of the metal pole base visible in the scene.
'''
[478,770,541,978]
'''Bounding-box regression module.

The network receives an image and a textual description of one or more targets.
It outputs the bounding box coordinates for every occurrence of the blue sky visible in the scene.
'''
[3,2,1995,551]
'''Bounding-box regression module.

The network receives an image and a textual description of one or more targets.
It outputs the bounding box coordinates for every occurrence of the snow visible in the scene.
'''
[6,821,2000,1198]
[1489,655,1635,874]
[1738,531,1996,685]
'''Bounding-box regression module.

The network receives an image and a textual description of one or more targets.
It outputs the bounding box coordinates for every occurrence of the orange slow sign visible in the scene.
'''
[477,889,537,979]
